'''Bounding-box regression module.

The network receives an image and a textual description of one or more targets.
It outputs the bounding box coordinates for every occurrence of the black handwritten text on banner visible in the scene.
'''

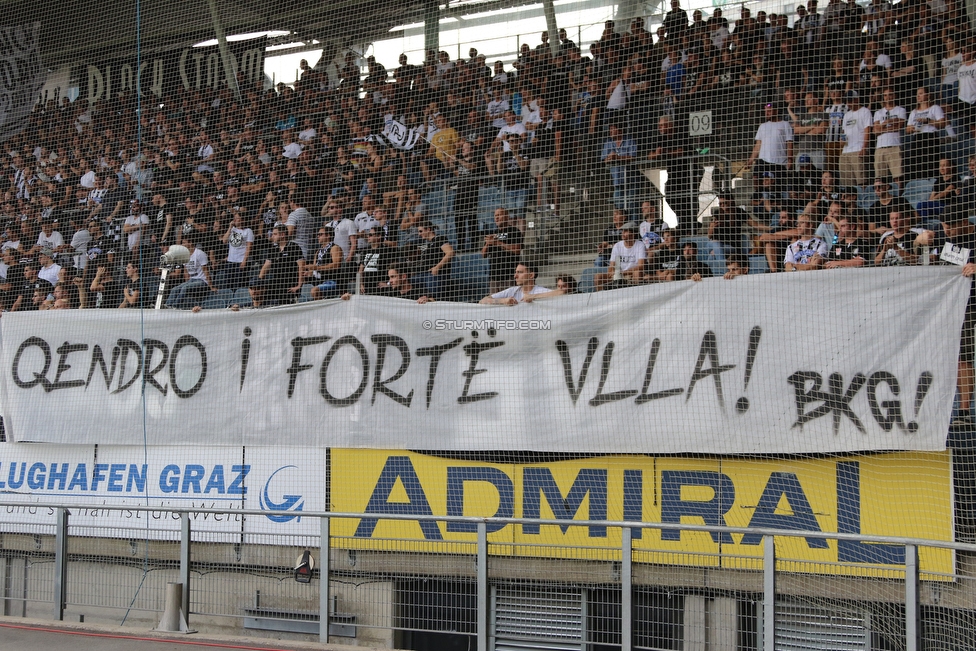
[0,268,967,454]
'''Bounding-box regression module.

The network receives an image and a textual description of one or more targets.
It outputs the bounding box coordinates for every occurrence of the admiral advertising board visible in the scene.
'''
[331,449,955,580]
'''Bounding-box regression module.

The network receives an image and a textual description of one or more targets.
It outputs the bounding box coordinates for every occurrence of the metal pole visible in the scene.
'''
[906,544,920,651]
[53,507,68,621]
[542,0,560,58]
[621,527,632,651]
[763,535,776,651]
[180,513,190,625]
[320,516,331,645]
[205,0,242,102]
[477,521,488,651]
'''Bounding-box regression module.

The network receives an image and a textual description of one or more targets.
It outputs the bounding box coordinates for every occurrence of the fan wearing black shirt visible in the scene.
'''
[675,240,713,281]
[341,266,433,304]
[413,221,454,299]
[529,107,562,215]
[824,216,873,268]
[358,228,395,295]
[930,158,963,219]
[867,179,911,235]
[482,208,524,294]
[647,115,696,234]
[150,192,175,248]
[652,229,682,282]
[257,224,305,305]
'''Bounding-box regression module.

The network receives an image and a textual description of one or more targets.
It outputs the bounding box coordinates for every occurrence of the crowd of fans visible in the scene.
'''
[0,0,975,312]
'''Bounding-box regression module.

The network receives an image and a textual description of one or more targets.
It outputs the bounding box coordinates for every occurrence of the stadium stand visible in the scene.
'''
[0,0,974,313]
[5,2,976,649]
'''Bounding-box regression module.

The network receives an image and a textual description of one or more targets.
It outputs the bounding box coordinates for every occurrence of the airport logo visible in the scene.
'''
[259,465,304,523]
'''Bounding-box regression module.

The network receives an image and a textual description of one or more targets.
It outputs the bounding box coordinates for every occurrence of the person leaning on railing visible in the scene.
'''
[480,262,549,305]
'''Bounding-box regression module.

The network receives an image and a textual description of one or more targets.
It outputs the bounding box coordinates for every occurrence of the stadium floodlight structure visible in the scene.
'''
[154,245,190,310]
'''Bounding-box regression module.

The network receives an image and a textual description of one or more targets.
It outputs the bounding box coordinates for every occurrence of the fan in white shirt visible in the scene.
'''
[480,262,549,305]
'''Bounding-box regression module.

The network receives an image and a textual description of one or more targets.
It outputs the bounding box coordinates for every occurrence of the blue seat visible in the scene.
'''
[748,255,769,274]
[703,258,727,277]
[680,235,712,251]
[857,187,877,212]
[477,185,504,233]
[201,293,228,309]
[451,253,490,302]
[233,287,252,307]
[903,178,935,209]
[579,267,599,293]
[699,238,727,276]
[678,235,727,275]
[705,239,726,260]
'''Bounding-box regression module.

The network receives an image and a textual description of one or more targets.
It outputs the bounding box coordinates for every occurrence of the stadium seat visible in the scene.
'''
[680,235,712,251]
[903,179,935,209]
[477,185,504,233]
[233,287,252,307]
[703,258,727,277]
[696,238,727,277]
[201,293,228,310]
[856,187,877,212]
[579,267,599,293]
[748,255,769,274]
[299,284,313,302]
[451,253,490,303]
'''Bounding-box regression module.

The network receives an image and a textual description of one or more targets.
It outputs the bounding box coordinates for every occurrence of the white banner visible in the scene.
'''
[0,268,968,454]
[0,444,327,541]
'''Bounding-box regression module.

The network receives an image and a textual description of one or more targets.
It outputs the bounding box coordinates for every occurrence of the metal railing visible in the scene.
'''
[1,501,973,650]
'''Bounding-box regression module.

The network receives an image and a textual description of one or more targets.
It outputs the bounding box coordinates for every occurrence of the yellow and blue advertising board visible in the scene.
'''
[330,450,954,579]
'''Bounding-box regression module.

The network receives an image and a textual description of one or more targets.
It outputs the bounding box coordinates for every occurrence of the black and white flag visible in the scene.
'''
[382,119,422,150]
[0,23,44,143]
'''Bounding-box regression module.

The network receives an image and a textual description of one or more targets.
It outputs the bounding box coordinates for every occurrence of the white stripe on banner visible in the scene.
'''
[0,267,968,454]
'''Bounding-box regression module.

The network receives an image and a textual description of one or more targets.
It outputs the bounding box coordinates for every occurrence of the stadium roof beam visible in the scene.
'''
[425,0,440,56]
[206,0,243,101]
[6,0,677,74]
[0,0,418,68]
[396,0,615,40]
[542,0,560,58]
